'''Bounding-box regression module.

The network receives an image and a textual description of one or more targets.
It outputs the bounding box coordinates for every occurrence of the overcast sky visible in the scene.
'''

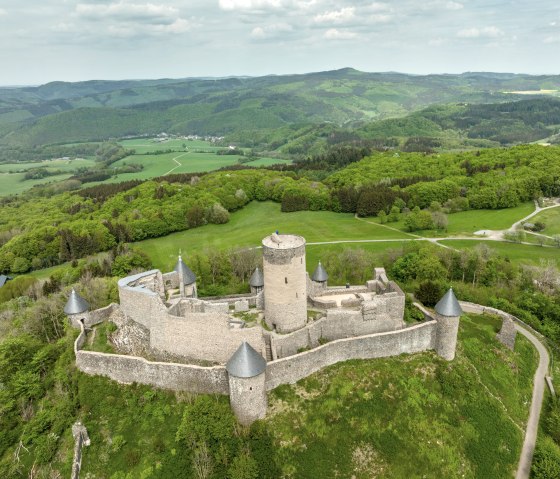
[0,0,559,85]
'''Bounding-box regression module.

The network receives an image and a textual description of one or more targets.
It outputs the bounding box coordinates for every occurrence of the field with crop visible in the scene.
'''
[0,157,96,195]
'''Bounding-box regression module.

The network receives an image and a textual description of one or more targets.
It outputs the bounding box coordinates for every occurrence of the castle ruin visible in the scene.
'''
[67,233,463,425]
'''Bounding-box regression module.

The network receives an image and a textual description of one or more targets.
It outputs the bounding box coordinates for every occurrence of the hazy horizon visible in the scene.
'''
[3,67,560,89]
[0,1,559,85]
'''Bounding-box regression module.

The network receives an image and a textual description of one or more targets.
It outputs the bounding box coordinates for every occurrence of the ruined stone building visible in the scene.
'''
[67,233,463,424]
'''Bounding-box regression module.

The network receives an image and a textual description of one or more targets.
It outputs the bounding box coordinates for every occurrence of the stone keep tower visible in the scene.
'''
[262,233,307,333]
[226,341,267,426]
[434,288,462,361]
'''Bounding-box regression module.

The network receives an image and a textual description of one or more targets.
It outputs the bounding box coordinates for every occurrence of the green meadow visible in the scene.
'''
[134,201,412,272]
[118,138,222,154]
[109,151,244,180]
[531,206,560,235]
[371,202,535,237]
[439,239,560,266]
[0,157,96,196]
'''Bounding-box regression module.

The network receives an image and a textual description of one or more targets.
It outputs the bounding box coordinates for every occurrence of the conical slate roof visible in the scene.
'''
[434,288,462,317]
[226,341,267,378]
[312,261,328,282]
[249,267,264,287]
[64,289,89,315]
[174,255,197,285]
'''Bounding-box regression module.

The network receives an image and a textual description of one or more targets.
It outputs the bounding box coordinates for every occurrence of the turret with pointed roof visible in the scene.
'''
[226,341,266,378]
[64,288,89,315]
[249,267,264,294]
[227,341,268,425]
[434,287,461,361]
[434,288,462,317]
[311,261,328,283]
[174,255,197,285]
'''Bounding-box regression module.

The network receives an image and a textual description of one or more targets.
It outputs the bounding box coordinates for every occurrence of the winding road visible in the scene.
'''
[515,325,550,479]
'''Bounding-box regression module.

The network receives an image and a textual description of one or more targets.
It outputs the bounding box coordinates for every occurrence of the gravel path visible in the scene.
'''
[515,325,550,479]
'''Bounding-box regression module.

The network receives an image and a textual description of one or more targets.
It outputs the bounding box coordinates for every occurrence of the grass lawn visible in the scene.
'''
[438,239,560,266]
[530,206,560,235]
[266,313,537,479]
[134,201,413,272]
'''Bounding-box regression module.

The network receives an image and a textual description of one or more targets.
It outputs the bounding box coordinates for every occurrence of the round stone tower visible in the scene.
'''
[226,341,267,426]
[262,233,307,333]
[434,288,462,361]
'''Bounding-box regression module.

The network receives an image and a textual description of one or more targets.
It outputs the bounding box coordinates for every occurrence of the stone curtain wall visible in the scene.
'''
[74,317,438,396]
[151,313,265,364]
[272,289,406,359]
[74,322,229,394]
[265,321,437,390]
[118,270,169,330]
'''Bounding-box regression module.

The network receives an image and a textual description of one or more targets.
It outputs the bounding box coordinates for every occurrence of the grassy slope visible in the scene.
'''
[530,207,560,235]
[74,314,538,479]
[439,239,560,266]
[134,201,412,272]
[365,202,535,237]
[0,158,96,196]
[266,313,538,479]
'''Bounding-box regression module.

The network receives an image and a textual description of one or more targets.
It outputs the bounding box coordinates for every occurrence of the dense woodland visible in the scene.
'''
[0,144,559,276]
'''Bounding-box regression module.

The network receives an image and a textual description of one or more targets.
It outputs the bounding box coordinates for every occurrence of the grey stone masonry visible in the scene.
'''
[228,372,267,425]
[71,422,90,479]
[234,299,249,312]
[262,234,307,333]
[435,313,460,361]
[497,316,517,350]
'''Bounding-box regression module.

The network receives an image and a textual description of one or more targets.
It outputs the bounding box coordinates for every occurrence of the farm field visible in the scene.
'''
[266,313,537,479]
[118,138,222,154]
[134,201,412,272]
[243,157,292,167]
[530,206,560,235]
[0,158,96,195]
[438,239,560,266]
[102,152,243,182]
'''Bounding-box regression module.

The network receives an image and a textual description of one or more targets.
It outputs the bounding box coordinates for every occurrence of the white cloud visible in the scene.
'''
[457,26,504,38]
[314,7,355,25]
[0,8,7,15]
[324,28,357,40]
[76,2,179,23]
[367,2,391,13]
[544,34,560,43]
[250,22,292,40]
[444,1,463,10]
[368,14,391,23]
[219,0,282,11]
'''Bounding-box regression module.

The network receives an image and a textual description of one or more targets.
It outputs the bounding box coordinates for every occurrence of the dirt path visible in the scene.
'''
[515,325,550,479]
[162,152,190,176]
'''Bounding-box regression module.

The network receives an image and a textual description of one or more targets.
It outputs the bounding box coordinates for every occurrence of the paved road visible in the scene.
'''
[515,325,550,479]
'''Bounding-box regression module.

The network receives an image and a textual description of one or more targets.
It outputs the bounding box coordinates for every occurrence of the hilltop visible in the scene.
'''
[1,69,560,148]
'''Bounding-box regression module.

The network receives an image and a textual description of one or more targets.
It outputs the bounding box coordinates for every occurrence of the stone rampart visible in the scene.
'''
[272,289,405,358]
[150,313,265,363]
[118,270,168,329]
[265,321,437,390]
[75,322,229,394]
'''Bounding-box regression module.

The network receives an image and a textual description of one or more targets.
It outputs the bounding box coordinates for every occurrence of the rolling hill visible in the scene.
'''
[2,69,560,148]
